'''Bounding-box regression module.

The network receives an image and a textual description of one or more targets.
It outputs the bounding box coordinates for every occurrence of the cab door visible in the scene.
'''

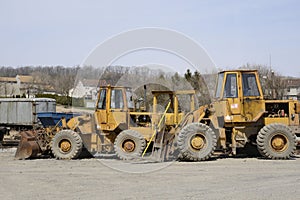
[223,72,244,118]
[241,72,264,121]
[107,88,128,130]
[95,88,108,125]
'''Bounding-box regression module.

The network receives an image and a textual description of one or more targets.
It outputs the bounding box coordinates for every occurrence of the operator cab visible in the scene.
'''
[214,70,264,121]
[97,86,134,111]
[95,86,135,131]
[215,70,263,100]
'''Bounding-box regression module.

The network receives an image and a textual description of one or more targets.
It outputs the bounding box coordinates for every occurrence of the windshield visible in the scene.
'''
[97,89,106,109]
[215,72,224,98]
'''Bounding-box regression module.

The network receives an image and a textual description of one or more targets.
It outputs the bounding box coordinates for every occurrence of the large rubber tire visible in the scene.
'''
[51,130,83,159]
[114,130,146,160]
[257,123,296,159]
[177,122,217,161]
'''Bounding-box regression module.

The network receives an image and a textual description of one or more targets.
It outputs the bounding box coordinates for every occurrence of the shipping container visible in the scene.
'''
[0,98,56,126]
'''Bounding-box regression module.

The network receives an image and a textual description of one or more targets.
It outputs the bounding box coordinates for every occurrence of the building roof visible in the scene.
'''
[18,75,33,83]
[0,75,33,83]
[81,79,107,87]
[0,77,16,82]
[219,69,257,73]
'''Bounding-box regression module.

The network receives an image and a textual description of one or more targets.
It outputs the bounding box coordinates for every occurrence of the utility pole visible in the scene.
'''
[269,54,272,70]
[269,54,276,99]
[271,70,276,99]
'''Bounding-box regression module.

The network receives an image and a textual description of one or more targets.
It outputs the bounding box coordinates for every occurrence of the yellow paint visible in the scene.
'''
[264,117,289,125]
[142,101,171,157]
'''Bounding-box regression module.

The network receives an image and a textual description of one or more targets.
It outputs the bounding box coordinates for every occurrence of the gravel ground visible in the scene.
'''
[0,148,299,200]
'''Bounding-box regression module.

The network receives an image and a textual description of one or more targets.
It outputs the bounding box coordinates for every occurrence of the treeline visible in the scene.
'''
[0,66,80,97]
[0,64,286,106]
[0,66,79,77]
[0,65,216,106]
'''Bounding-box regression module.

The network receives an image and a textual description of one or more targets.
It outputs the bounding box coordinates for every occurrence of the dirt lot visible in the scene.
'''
[0,149,299,200]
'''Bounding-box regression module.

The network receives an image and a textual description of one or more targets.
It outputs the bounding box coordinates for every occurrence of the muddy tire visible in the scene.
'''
[257,123,296,159]
[114,130,146,160]
[51,130,83,159]
[177,122,217,161]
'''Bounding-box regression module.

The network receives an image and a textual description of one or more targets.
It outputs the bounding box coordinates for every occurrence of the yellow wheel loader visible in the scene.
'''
[16,70,300,161]
[175,69,300,161]
[16,85,196,160]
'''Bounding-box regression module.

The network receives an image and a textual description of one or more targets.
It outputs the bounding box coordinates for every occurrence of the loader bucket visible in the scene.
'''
[15,131,41,159]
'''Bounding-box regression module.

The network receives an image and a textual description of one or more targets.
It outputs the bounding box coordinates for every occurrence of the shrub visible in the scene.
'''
[35,94,84,107]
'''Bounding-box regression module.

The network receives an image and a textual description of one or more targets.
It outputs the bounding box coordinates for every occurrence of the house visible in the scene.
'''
[282,78,300,100]
[0,75,56,97]
[0,75,34,97]
[69,79,107,107]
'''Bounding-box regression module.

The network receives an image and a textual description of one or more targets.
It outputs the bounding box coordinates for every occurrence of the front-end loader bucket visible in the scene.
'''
[15,131,41,159]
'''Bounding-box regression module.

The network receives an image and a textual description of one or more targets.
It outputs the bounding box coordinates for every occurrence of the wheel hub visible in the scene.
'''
[191,135,204,150]
[59,140,71,152]
[271,135,288,152]
[123,140,135,152]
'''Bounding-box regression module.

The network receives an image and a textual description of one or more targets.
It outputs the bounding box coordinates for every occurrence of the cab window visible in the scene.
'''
[215,72,224,98]
[224,73,237,98]
[126,89,134,109]
[110,89,124,109]
[97,89,106,109]
[242,73,260,97]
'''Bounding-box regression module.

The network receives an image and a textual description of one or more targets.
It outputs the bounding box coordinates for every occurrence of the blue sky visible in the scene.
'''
[0,0,299,76]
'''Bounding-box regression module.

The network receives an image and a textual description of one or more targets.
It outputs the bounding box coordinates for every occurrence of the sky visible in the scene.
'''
[0,0,300,76]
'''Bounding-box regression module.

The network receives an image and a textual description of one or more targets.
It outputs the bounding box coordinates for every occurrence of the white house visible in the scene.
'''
[69,79,107,107]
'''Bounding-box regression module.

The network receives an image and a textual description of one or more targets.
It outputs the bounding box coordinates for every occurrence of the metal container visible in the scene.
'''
[37,112,80,127]
[0,98,56,126]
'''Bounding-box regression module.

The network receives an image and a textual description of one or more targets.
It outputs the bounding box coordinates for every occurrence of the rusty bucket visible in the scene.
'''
[15,131,41,159]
